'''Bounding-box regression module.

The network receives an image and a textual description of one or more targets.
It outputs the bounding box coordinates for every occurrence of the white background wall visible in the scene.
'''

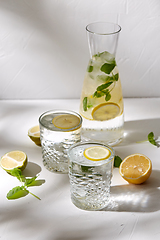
[0,0,160,99]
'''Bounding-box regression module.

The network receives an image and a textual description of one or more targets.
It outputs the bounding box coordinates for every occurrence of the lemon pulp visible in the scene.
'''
[92,102,120,121]
[0,150,28,172]
[28,125,41,146]
[119,153,152,184]
[84,146,111,161]
[52,114,80,130]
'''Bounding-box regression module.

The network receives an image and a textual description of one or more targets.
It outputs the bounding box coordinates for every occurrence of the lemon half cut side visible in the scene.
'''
[0,150,28,172]
[92,103,120,121]
[119,153,152,184]
[28,125,41,146]
[52,114,81,130]
[84,146,111,161]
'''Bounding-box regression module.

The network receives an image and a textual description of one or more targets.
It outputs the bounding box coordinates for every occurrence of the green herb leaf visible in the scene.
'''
[105,91,111,101]
[83,97,88,111]
[9,168,24,182]
[114,156,122,168]
[81,166,92,173]
[148,132,157,146]
[113,73,119,81]
[93,90,105,98]
[100,63,116,74]
[7,186,29,200]
[24,176,38,187]
[87,65,93,72]
[97,82,113,91]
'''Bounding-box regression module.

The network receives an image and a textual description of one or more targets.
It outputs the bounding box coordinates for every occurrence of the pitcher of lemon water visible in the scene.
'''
[79,22,124,145]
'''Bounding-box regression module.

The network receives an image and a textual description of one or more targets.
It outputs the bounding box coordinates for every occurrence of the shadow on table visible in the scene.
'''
[119,118,160,146]
[103,169,160,213]
[23,162,42,177]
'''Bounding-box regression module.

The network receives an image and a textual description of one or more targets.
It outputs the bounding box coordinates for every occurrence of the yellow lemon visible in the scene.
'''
[119,153,152,184]
[52,114,81,130]
[28,125,41,146]
[92,103,120,121]
[0,150,28,172]
[84,146,111,161]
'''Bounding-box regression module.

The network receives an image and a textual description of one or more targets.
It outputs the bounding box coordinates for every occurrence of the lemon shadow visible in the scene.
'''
[23,162,42,177]
[103,170,160,212]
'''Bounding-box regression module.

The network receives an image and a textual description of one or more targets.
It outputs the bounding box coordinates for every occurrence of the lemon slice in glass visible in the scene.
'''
[92,103,120,121]
[28,125,41,146]
[0,150,28,172]
[84,146,111,161]
[52,114,81,130]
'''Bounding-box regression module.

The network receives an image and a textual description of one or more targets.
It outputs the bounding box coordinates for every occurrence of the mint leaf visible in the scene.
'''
[81,166,92,173]
[114,156,122,168]
[10,168,24,182]
[7,186,29,200]
[6,168,44,200]
[87,65,93,72]
[105,91,111,101]
[93,90,105,98]
[24,176,38,187]
[100,63,116,74]
[83,97,88,111]
[113,73,119,81]
[148,132,157,146]
[97,82,113,91]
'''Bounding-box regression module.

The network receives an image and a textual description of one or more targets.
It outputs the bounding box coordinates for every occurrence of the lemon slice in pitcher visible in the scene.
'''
[92,103,120,121]
[84,146,111,161]
[52,114,81,130]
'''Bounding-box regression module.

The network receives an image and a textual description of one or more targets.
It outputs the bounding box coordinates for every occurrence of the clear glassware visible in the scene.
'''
[79,22,124,146]
[39,110,82,173]
[68,141,114,210]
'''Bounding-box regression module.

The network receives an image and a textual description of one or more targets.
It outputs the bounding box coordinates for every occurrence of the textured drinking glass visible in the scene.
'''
[68,141,114,210]
[79,22,124,145]
[39,110,82,173]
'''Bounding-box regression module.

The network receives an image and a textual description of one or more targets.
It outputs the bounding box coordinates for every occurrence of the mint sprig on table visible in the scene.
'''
[148,132,160,147]
[7,168,44,200]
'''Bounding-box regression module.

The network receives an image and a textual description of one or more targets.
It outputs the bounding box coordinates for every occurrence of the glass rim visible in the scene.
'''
[68,141,115,165]
[39,109,82,132]
[86,22,121,36]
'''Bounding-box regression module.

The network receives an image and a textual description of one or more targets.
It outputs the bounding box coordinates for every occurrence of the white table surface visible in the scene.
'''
[0,98,160,240]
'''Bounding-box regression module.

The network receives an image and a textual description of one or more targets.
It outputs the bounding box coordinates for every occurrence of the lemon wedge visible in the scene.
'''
[0,150,28,172]
[92,103,120,121]
[119,153,152,184]
[52,114,81,130]
[28,125,41,146]
[84,146,111,161]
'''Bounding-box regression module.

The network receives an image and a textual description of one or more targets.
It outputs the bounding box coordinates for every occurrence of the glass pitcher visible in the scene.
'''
[79,22,124,146]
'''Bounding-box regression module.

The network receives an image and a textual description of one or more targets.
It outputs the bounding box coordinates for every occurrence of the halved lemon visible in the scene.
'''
[0,150,28,172]
[28,125,41,146]
[92,103,120,121]
[119,153,152,184]
[84,146,111,161]
[52,114,81,130]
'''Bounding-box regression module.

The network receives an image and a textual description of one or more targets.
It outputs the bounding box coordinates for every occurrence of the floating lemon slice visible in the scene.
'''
[84,146,111,161]
[28,125,41,146]
[0,150,28,172]
[92,103,120,121]
[119,153,152,184]
[52,114,81,130]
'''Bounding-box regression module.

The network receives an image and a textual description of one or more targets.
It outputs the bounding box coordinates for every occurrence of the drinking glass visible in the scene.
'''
[39,110,82,173]
[68,141,114,210]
